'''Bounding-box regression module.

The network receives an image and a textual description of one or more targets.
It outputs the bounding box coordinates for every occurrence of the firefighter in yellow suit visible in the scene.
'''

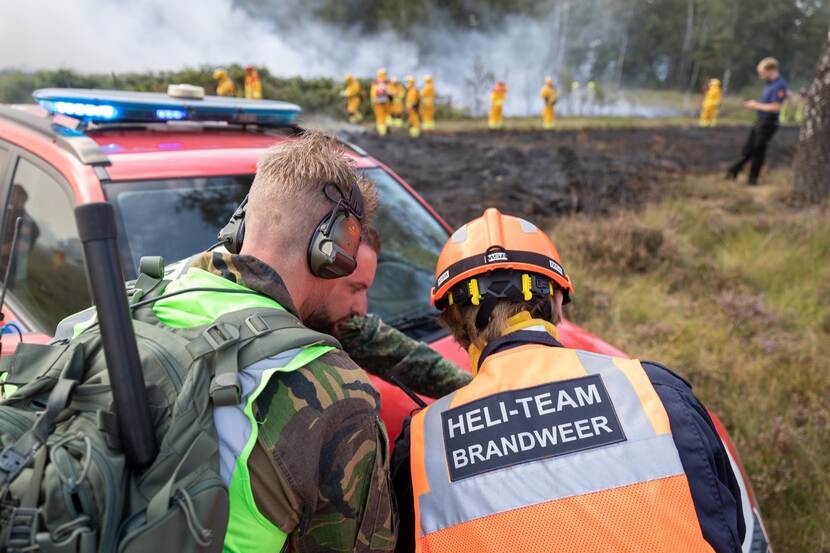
[388,77,405,128]
[420,75,436,130]
[244,65,262,99]
[342,73,363,124]
[370,68,391,136]
[405,75,421,138]
[213,68,237,97]
[699,78,722,127]
[540,76,558,129]
[488,80,507,129]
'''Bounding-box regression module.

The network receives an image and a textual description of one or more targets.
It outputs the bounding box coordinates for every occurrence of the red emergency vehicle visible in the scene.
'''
[0,88,769,551]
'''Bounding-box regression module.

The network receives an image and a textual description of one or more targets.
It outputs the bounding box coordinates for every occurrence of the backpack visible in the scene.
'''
[0,273,338,553]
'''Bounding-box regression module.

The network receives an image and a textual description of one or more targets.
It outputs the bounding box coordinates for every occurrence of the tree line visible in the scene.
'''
[263,0,829,92]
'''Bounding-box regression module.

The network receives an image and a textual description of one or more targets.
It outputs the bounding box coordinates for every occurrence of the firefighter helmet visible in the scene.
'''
[430,208,573,310]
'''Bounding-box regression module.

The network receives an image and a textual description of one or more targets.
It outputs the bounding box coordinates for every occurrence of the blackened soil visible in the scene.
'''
[345,126,798,226]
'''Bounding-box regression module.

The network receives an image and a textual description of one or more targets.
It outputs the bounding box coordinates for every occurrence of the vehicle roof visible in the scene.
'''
[1,104,379,183]
[90,128,379,180]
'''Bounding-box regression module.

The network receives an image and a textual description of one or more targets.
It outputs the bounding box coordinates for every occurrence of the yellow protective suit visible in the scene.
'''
[388,79,405,128]
[244,68,262,99]
[342,75,363,123]
[213,69,237,97]
[370,69,391,135]
[540,79,558,129]
[420,76,435,130]
[488,81,507,129]
[405,78,421,138]
[700,79,722,127]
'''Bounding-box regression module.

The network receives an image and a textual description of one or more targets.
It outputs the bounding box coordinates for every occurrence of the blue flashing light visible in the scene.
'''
[48,101,118,121]
[155,108,187,120]
[33,88,301,128]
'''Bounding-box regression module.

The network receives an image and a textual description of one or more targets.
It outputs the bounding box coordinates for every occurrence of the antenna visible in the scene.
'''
[390,375,428,409]
[0,217,24,321]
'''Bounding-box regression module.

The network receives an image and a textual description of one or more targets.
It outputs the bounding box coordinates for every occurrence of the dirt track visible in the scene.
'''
[345,126,799,226]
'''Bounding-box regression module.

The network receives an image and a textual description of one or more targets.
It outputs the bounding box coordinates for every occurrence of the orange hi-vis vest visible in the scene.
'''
[410,330,715,553]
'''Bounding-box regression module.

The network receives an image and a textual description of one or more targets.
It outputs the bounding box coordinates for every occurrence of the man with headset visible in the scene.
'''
[305,227,472,400]
[159,132,396,552]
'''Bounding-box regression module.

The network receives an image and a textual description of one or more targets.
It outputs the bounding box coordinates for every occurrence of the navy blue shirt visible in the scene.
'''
[758,76,787,121]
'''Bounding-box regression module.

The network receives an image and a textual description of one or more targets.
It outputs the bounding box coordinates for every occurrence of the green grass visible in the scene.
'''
[549,171,830,553]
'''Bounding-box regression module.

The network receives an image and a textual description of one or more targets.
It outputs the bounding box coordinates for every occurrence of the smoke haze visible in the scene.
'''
[0,0,680,116]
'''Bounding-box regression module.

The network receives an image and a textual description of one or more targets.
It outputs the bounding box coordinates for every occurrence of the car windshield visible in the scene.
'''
[105,167,449,339]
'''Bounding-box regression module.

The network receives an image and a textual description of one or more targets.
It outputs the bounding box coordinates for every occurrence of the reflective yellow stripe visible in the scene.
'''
[612,357,671,435]
[454,345,587,408]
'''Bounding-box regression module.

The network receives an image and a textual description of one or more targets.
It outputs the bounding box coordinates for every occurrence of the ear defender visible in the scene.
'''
[219,182,365,279]
[217,195,248,254]
[307,182,365,279]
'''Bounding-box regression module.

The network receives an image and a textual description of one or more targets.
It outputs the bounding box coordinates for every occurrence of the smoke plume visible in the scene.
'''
[1,0,681,117]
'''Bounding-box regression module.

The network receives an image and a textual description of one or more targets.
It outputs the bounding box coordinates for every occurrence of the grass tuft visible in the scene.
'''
[551,170,830,553]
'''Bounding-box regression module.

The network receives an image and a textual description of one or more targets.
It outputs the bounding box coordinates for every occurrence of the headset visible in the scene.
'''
[217,182,365,279]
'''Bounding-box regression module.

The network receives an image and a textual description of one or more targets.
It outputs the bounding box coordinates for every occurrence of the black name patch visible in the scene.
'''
[441,374,626,481]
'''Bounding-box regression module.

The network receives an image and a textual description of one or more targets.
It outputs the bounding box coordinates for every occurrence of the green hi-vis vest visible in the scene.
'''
[153,268,333,552]
[0,267,337,553]
[153,269,333,553]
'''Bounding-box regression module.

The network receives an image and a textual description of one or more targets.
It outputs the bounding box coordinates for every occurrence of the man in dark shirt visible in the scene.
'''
[728,57,788,185]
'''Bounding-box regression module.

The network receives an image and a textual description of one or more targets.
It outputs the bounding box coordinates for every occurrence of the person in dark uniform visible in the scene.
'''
[727,57,788,185]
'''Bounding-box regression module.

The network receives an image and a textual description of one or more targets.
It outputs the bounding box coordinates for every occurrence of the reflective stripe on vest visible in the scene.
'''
[411,343,715,553]
[152,268,335,553]
[220,344,333,553]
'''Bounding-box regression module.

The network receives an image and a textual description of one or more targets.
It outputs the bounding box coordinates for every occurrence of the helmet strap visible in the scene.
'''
[474,295,500,330]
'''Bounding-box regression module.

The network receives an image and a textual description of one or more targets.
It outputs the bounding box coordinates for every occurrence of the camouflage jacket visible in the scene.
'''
[193,252,396,552]
[336,314,471,399]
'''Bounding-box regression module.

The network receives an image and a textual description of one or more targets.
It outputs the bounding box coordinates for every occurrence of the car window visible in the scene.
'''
[106,175,252,276]
[361,168,449,338]
[0,158,90,333]
[106,168,450,339]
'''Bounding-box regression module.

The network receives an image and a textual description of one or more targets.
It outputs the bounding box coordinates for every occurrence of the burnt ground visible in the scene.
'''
[344,126,799,226]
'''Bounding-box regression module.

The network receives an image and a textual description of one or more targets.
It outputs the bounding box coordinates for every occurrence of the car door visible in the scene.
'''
[0,149,90,337]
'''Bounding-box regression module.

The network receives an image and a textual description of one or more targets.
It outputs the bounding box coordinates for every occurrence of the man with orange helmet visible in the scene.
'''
[244,65,263,99]
[488,81,507,129]
[391,208,745,553]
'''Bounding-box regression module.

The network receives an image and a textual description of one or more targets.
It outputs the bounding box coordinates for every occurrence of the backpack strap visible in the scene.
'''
[0,343,86,488]
[129,277,171,325]
[185,308,340,407]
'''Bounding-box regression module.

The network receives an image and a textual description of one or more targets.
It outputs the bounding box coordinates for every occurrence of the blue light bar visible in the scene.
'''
[45,100,119,121]
[33,88,301,127]
[155,108,187,120]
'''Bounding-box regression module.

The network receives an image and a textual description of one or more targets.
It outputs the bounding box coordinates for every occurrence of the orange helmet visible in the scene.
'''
[431,208,573,311]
